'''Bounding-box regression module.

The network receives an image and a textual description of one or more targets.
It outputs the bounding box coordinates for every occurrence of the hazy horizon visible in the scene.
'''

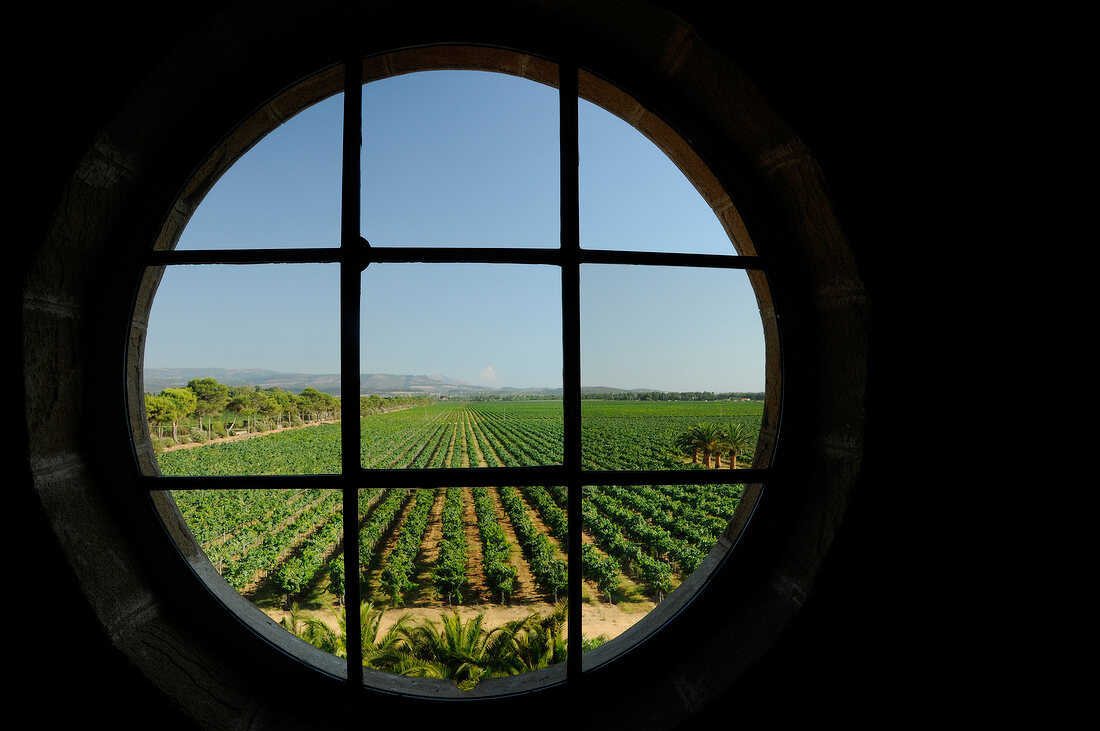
[141,365,765,395]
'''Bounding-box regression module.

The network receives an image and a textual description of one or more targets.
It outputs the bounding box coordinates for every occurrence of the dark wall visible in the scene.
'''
[17,3,928,725]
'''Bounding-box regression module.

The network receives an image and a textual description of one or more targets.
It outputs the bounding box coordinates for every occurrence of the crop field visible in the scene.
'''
[163,400,761,626]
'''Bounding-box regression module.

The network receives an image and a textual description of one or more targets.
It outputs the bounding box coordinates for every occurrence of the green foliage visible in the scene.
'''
[150,435,173,453]
[145,394,174,437]
[581,542,621,603]
[284,601,411,666]
[275,501,344,599]
[499,486,568,601]
[188,377,229,436]
[382,604,567,688]
[327,557,345,604]
[297,386,340,423]
[392,610,492,689]
[677,422,723,467]
[359,489,413,561]
[360,393,434,416]
[582,634,609,651]
[161,386,198,442]
[170,489,341,590]
[581,391,764,402]
[379,489,436,606]
[279,600,570,689]
[472,486,517,603]
[433,487,469,605]
[158,424,342,476]
[486,601,567,676]
[719,421,758,468]
[165,399,762,614]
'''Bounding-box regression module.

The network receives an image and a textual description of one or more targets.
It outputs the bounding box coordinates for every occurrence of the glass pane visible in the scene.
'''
[361,70,559,248]
[360,263,563,469]
[579,483,746,646]
[143,264,341,475]
[357,485,568,684]
[170,487,348,651]
[580,265,765,470]
[170,481,578,681]
[176,94,342,250]
[579,98,735,255]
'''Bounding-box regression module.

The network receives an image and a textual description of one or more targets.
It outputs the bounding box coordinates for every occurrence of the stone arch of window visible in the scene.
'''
[22,5,866,728]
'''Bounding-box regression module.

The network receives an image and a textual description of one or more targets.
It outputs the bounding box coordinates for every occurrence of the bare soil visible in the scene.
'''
[266,596,653,643]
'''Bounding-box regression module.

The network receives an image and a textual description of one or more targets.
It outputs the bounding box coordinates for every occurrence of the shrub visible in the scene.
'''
[189,427,208,443]
[582,635,609,651]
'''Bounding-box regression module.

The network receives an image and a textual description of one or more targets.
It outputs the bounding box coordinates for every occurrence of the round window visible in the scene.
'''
[129,51,778,696]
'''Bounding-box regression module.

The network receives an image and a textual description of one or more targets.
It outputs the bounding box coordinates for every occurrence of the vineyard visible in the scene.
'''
[163,400,761,646]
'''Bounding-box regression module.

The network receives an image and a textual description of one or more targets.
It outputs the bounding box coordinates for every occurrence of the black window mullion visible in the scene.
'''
[559,56,583,681]
[147,247,342,266]
[577,249,762,270]
[141,474,342,491]
[340,55,364,684]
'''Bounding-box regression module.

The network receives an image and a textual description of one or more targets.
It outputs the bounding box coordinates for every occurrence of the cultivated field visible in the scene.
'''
[162,399,761,649]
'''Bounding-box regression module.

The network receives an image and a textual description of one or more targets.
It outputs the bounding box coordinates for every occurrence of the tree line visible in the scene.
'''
[584,391,765,401]
[450,390,765,402]
[144,377,432,450]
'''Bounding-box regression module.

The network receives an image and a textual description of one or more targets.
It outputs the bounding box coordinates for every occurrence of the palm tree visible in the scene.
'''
[675,429,699,464]
[281,601,412,670]
[361,602,414,670]
[679,423,723,468]
[486,601,568,675]
[392,611,493,690]
[286,604,569,689]
[280,602,310,638]
[719,422,757,469]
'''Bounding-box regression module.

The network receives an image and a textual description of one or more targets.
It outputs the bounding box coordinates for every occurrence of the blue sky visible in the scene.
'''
[145,70,764,392]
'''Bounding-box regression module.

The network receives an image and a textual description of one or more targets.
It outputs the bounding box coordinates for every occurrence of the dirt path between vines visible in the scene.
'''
[362,492,415,604]
[490,487,544,604]
[462,487,490,603]
[409,490,445,607]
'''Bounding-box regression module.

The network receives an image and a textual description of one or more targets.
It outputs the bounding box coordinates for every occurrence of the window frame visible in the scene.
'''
[132,49,779,695]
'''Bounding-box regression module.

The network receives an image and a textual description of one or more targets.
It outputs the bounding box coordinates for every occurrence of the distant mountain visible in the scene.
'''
[581,385,655,394]
[141,368,560,397]
[360,373,477,395]
[141,369,755,398]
